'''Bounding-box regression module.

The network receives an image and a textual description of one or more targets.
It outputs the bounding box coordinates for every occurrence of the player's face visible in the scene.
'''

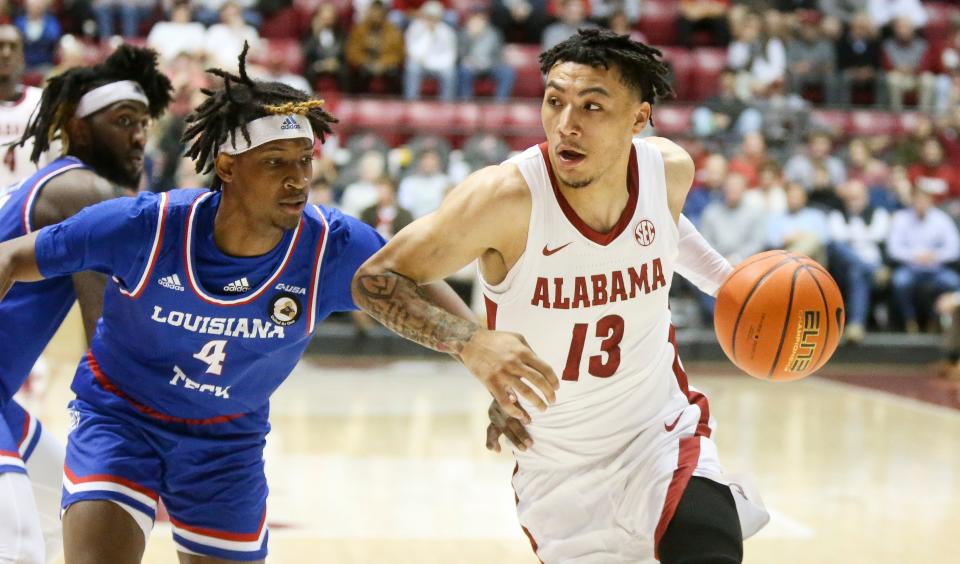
[541,62,649,190]
[0,26,24,83]
[85,100,150,189]
[232,138,314,231]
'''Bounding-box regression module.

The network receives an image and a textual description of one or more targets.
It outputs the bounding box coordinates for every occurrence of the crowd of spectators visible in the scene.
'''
[2,0,960,346]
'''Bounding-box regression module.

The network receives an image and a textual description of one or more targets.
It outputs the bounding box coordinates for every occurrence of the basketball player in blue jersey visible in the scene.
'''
[0,44,472,564]
[0,45,171,563]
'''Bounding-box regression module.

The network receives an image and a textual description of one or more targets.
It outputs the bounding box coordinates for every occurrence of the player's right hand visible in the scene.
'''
[460,329,559,420]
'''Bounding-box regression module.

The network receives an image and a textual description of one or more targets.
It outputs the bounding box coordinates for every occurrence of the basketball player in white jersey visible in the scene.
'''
[353,30,768,563]
[0,25,49,189]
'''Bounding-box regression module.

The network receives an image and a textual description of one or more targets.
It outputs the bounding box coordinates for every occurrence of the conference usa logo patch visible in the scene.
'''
[269,292,302,326]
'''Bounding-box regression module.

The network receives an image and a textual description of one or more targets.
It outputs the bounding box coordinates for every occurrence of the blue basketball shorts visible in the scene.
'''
[61,391,270,561]
[0,400,43,475]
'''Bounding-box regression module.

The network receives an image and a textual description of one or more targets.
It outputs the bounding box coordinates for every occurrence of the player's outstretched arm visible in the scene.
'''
[0,231,44,301]
[352,165,560,419]
[675,214,733,297]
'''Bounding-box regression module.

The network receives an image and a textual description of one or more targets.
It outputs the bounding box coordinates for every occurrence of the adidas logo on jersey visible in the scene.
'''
[158,274,184,292]
[224,277,250,293]
[280,116,300,130]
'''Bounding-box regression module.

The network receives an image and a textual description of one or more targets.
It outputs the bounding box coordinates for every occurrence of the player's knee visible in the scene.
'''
[658,478,743,564]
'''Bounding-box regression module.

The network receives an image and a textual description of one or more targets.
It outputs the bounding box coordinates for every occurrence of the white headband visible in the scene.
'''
[74,80,150,118]
[218,114,315,155]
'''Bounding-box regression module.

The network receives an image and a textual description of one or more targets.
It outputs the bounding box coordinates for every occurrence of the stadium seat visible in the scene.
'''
[657,47,694,101]
[651,106,693,136]
[689,48,727,101]
[506,102,541,130]
[248,38,305,75]
[503,44,543,98]
[848,110,899,136]
[639,0,680,46]
[810,109,851,137]
[405,101,458,134]
[260,6,311,39]
[471,102,510,132]
[925,3,959,43]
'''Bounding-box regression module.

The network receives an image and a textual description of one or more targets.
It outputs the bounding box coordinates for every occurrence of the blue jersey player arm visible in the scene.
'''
[0,192,159,302]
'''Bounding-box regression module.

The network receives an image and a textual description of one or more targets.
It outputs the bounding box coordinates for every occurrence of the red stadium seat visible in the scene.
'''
[657,47,694,101]
[405,101,458,134]
[503,44,543,98]
[248,38,305,75]
[847,110,899,136]
[506,102,541,130]
[810,110,851,137]
[925,3,959,43]
[639,0,680,46]
[474,102,510,132]
[689,48,727,101]
[350,99,407,130]
[651,106,693,136]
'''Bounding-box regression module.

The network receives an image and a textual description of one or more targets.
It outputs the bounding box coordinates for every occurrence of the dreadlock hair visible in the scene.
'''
[18,44,173,164]
[539,28,673,126]
[182,42,337,191]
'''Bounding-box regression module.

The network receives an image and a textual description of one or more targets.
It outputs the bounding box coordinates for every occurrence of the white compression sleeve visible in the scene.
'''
[22,427,65,563]
[0,472,44,564]
[675,214,733,298]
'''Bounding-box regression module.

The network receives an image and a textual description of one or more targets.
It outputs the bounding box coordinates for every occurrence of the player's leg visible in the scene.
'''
[0,413,44,564]
[3,400,66,562]
[658,476,742,564]
[60,399,161,564]
[163,427,269,563]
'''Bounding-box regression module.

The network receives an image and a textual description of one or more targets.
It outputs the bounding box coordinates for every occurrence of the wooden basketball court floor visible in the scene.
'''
[29,311,960,564]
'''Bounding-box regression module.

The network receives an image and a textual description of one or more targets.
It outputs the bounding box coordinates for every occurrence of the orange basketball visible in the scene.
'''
[714,250,845,382]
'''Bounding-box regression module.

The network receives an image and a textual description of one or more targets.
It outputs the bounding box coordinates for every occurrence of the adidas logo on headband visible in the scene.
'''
[280,116,301,130]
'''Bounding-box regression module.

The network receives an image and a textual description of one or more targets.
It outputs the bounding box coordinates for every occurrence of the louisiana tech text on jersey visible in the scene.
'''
[150,305,287,339]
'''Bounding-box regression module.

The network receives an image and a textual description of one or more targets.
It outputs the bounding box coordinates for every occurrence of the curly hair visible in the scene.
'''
[181,43,337,190]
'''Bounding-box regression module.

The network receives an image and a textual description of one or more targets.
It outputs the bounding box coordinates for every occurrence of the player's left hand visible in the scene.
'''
[485,399,533,453]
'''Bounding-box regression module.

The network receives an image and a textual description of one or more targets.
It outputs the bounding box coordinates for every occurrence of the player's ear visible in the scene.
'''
[632,102,651,135]
[215,153,235,184]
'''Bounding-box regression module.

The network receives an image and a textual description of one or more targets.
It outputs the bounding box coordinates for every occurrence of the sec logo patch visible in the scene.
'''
[269,293,302,326]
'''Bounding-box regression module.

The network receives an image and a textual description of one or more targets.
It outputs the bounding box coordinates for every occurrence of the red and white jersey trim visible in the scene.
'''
[119,191,169,299]
[171,511,268,552]
[0,449,25,470]
[63,465,159,510]
[21,162,86,233]
[17,410,37,457]
[305,205,330,334]
[184,191,303,306]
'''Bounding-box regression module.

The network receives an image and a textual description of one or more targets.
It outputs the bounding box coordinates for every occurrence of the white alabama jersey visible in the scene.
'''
[481,139,694,469]
[0,86,46,190]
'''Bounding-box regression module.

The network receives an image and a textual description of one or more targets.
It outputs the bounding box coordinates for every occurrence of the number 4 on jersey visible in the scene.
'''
[193,339,227,375]
[562,315,624,381]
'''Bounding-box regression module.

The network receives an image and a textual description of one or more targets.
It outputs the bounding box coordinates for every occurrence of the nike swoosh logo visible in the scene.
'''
[542,242,572,256]
[664,413,683,432]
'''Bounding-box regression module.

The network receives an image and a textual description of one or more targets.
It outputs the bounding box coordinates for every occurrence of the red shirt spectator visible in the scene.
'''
[908,138,960,202]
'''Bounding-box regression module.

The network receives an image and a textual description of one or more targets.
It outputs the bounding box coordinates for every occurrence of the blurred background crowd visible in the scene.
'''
[4,0,960,354]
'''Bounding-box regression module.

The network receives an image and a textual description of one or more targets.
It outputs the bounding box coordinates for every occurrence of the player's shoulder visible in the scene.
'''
[639,136,695,188]
[457,161,530,207]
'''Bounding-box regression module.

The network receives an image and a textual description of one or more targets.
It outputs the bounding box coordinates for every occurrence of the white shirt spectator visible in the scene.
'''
[204,21,260,70]
[867,0,927,28]
[828,207,890,266]
[405,18,457,73]
[147,20,205,61]
[728,38,787,90]
[398,172,450,218]
[886,206,960,270]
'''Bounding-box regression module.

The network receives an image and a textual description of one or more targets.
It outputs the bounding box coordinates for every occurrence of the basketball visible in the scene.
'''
[714,250,845,382]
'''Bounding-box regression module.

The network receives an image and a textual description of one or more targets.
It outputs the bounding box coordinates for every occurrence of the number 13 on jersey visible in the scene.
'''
[562,314,624,381]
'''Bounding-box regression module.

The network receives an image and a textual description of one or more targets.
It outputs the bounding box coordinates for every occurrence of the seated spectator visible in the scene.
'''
[836,12,884,106]
[309,177,335,206]
[768,181,830,263]
[15,0,60,72]
[677,0,730,47]
[940,106,960,164]
[728,11,787,100]
[866,0,926,30]
[729,131,768,188]
[204,1,261,71]
[699,172,768,317]
[934,289,960,378]
[846,137,889,187]
[397,148,451,218]
[932,27,960,116]
[887,185,960,333]
[195,0,262,27]
[890,113,934,165]
[751,77,811,148]
[340,150,387,218]
[389,0,458,29]
[828,179,891,342]
[491,0,549,44]
[908,138,960,204]
[607,8,645,42]
[883,16,935,112]
[787,12,839,103]
[683,153,728,226]
[458,6,516,102]
[361,175,414,241]
[147,1,207,62]
[92,0,153,40]
[303,3,346,90]
[692,68,763,140]
[593,0,641,25]
[784,131,847,190]
[541,0,597,51]
[403,1,456,101]
[745,160,788,214]
[462,133,511,171]
[345,0,404,95]
[819,0,870,25]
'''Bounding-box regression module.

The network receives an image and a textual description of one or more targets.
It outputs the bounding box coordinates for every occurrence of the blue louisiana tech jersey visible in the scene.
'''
[0,156,87,402]
[35,188,385,422]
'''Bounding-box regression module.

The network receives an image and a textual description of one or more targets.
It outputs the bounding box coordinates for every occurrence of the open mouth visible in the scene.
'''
[279,199,306,214]
[557,148,586,165]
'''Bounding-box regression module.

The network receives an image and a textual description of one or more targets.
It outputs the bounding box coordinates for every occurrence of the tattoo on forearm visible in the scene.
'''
[354,272,478,355]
